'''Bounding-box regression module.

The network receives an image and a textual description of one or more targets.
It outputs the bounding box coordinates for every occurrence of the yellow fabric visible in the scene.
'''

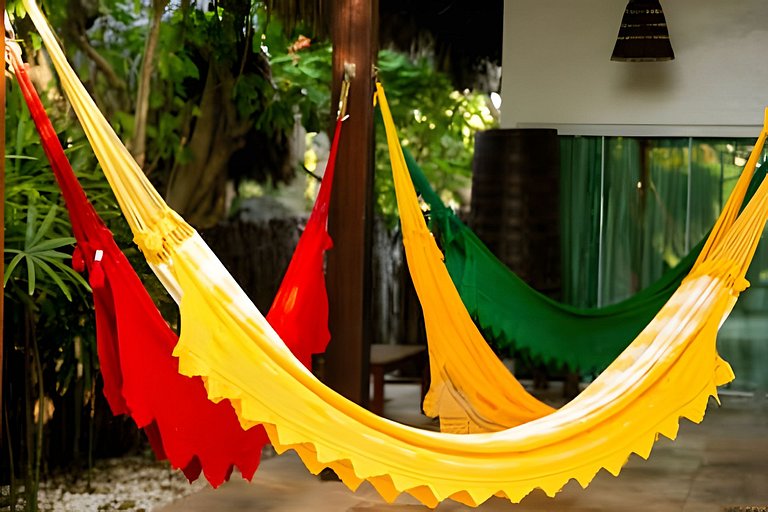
[23,0,552,432]
[374,85,554,431]
[376,84,768,433]
[375,82,767,432]
[25,0,768,505]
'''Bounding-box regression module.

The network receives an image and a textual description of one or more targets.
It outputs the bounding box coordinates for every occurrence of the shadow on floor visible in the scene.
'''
[158,383,768,512]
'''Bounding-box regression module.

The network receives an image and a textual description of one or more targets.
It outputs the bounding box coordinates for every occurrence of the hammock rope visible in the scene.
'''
[23,1,768,505]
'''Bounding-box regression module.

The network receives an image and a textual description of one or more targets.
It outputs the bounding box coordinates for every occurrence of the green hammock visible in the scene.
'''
[404,148,764,372]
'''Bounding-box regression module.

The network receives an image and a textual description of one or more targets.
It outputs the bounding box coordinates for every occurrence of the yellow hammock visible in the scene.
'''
[23,0,758,436]
[25,0,768,506]
[375,83,765,433]
[22,5,554,431]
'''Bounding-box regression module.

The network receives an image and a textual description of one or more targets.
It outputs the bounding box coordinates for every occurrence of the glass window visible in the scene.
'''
[560,135,768,391]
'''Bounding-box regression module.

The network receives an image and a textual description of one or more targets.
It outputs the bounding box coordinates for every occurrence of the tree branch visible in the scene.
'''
[70,32,127,92]
[132,0,170,170]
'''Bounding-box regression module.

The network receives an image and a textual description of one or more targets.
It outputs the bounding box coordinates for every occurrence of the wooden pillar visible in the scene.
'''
[324,0,378,404]
[1,0,7,442]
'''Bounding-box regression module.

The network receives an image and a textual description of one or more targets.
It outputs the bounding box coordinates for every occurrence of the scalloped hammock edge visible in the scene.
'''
[172,236,739,507]
[23,0,768,505]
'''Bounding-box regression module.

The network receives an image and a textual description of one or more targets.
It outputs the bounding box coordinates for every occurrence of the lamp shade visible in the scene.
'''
[611,0,674,62]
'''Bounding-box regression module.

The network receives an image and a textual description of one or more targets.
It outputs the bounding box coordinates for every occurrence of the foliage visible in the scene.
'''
[30,1,328,193]
[4,80,109,313]
[2,70,138,510]
[375,50,497,223]
[2,5,494,498]
[244,37,497,223]
[259,38,497,223]
[263,11,333,136]
[10,0,493,228]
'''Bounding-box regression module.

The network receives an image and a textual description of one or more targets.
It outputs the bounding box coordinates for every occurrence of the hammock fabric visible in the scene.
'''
[26,1,768,505]
[377,85,768,433]
[403,147,765,373]
[21,8,554,434]
[8,39,340,486]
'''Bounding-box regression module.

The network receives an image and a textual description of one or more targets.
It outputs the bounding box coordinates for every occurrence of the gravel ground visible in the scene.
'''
[2,455,208,511]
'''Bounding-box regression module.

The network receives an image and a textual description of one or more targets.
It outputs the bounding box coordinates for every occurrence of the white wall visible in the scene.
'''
[501,0,768,136]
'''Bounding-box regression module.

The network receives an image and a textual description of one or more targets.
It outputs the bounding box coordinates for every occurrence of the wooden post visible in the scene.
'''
[1,0,7,443]
[324,0,378,405]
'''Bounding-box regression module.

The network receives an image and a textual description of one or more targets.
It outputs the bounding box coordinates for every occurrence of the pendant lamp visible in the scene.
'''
[611,0,674,62]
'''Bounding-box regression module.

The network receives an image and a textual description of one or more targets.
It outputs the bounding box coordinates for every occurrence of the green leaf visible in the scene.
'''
[25,204,38,246]
[33,257,73,302]
[11,3,27,19]
[55,263,91,293]
[26,256,35,296]
[27,237,77,253]
[58,364,74,396]
[30,32,42,52]
[4,253,26,286]
[29,204,59,248]
[33,249,76,260]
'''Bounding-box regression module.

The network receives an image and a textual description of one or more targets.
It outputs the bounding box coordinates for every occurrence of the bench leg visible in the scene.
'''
[370,366,385,415]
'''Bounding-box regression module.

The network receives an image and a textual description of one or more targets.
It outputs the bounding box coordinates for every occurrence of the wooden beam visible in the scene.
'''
[324,0,378,405]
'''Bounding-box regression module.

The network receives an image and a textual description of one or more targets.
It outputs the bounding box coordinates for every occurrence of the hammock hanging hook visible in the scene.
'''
[336,75,350,119]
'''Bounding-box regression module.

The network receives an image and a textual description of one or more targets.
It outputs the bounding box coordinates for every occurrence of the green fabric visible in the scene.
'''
[405,147,764,373]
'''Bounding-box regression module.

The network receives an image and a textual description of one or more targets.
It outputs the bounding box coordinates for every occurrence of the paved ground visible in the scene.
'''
[158,384,768,512]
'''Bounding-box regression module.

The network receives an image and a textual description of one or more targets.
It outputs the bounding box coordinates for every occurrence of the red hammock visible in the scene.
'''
[10,47,340,486]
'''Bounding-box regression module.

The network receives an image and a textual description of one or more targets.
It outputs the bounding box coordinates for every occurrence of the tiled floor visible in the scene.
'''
[158,381,768,512]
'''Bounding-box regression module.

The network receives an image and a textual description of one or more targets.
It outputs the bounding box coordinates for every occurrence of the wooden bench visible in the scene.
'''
[369,343,427,415]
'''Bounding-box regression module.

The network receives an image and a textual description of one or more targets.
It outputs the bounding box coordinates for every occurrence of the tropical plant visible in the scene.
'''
[2,70,136,511]
[11,0,331,228]
[9,0,494,229]
[375,49,497,223]
[1,6,495,510]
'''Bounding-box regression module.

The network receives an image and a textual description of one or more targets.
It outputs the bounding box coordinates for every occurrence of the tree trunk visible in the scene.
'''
[132,0,170,169]
[165,63,251,228]
[23,306,38,512]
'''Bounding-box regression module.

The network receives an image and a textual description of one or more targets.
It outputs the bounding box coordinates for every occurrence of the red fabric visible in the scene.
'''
[266,119,341,368]
[12,50,340,486]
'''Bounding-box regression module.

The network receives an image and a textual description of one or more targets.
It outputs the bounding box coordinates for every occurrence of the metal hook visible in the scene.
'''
[336,62,354,120]
[337,77,350,120]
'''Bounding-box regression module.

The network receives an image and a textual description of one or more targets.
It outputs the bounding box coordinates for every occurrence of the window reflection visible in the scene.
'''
[560,135,768,392]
